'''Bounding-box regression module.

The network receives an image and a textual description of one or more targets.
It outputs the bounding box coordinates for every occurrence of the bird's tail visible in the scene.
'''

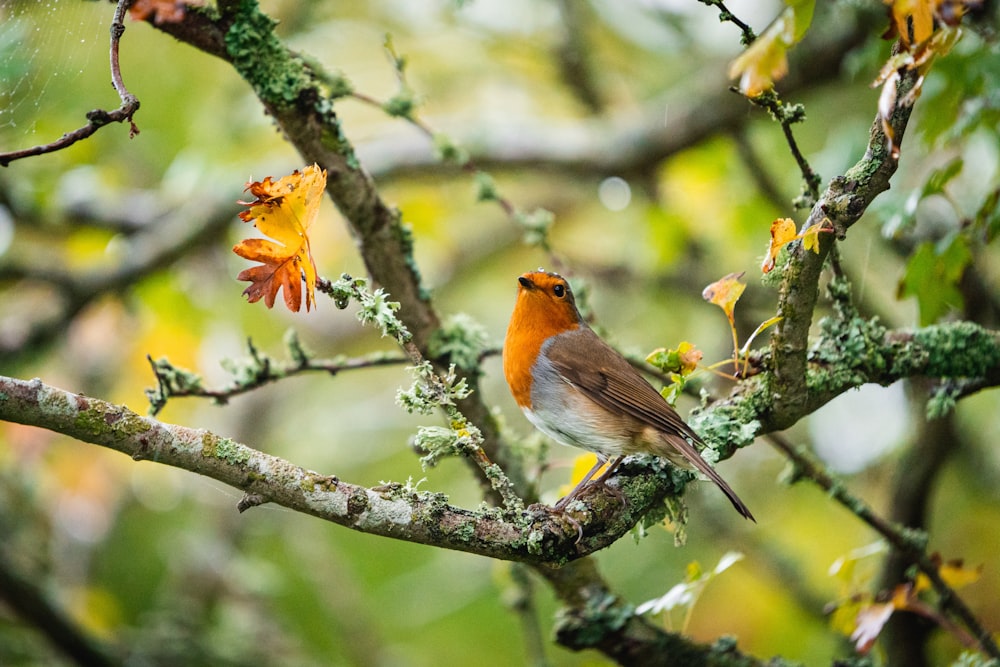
[662,435,755,522]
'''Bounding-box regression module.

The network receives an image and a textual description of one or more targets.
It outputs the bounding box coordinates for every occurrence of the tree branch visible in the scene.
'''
[0,374,786,664]
[0,375,694,564]
[768,57,920,429]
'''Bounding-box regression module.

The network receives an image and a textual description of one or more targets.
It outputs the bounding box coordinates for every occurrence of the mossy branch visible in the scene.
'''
[768,54,920,428]
[0,374,725,564]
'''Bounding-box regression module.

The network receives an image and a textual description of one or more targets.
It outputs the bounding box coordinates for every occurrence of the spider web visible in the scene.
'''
[0,0,110,150]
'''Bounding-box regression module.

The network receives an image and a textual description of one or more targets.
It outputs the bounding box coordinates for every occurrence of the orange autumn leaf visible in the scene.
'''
[762,217,798,273]
[129,0,193,24]
[233,164,327,312]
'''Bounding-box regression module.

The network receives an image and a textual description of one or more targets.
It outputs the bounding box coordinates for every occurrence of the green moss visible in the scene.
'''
[72,402,153,439]
[914,321,1000,377]
[223,0,313,109]
[202,434,250,466]
[73,408,107,435]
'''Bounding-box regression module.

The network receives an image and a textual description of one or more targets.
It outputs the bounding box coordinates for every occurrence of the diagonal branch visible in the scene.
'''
[146,1,517,497]
[767,53,920,429]
[0,378,781,665]
[0,374,683,563]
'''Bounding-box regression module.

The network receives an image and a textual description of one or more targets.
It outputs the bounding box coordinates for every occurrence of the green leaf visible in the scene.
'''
[898,236,972,325]
[972,187,1000,243]
[920,157,963,198]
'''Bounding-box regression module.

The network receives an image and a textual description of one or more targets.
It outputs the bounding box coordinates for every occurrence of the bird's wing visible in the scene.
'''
[544,328,702,443]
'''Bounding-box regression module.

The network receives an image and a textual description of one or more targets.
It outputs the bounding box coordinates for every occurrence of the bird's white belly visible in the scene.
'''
[520,402,624,460]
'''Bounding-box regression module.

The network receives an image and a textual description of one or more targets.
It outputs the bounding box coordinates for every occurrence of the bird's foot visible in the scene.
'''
[554,479,625,511]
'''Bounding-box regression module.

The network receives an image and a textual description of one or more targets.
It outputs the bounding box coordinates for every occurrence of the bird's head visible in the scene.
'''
[512,270,582,334]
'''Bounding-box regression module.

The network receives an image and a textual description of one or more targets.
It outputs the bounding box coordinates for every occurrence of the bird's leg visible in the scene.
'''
[553,456,607,510]
[593,455,626,506]
[593,455,625,484]
[553,455,626,509]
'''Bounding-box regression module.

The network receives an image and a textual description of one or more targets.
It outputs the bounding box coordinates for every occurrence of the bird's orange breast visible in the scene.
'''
[503,277,580,410]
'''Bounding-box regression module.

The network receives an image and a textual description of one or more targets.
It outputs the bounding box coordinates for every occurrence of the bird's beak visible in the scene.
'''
[518,275,534,290]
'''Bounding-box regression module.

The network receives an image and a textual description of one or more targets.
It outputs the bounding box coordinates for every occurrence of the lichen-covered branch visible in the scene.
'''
[767,60,920,429]
[700,318,1000,451]
[0,374,791,664]
[145,333,407,416]
[0,375,691,563]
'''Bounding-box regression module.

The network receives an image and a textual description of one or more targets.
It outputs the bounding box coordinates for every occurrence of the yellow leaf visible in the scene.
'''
[233,164,327,312]
[829,597,864,637]
[702,272,746,324]
[801,219,833,253]
[940,560,983,589]
[887,0,935,46]
[728,2,814,96]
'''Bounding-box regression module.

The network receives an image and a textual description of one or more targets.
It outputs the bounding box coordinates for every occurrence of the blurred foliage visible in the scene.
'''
[1,1,999,666]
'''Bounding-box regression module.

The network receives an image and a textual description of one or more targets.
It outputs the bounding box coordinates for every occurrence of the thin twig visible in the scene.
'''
[346,63,565,268]
[740,90,821,209]
[697,0,756,45]
[146,350,410,414]
[0,0,139,166]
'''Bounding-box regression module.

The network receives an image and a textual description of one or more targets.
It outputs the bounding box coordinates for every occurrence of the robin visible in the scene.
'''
[502,269,754,520]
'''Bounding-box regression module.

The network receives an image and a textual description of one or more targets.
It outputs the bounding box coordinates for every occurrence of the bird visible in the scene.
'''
[502,269,754,521]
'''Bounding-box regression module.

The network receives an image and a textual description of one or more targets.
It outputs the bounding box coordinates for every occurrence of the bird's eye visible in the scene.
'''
[553,284,565,298]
